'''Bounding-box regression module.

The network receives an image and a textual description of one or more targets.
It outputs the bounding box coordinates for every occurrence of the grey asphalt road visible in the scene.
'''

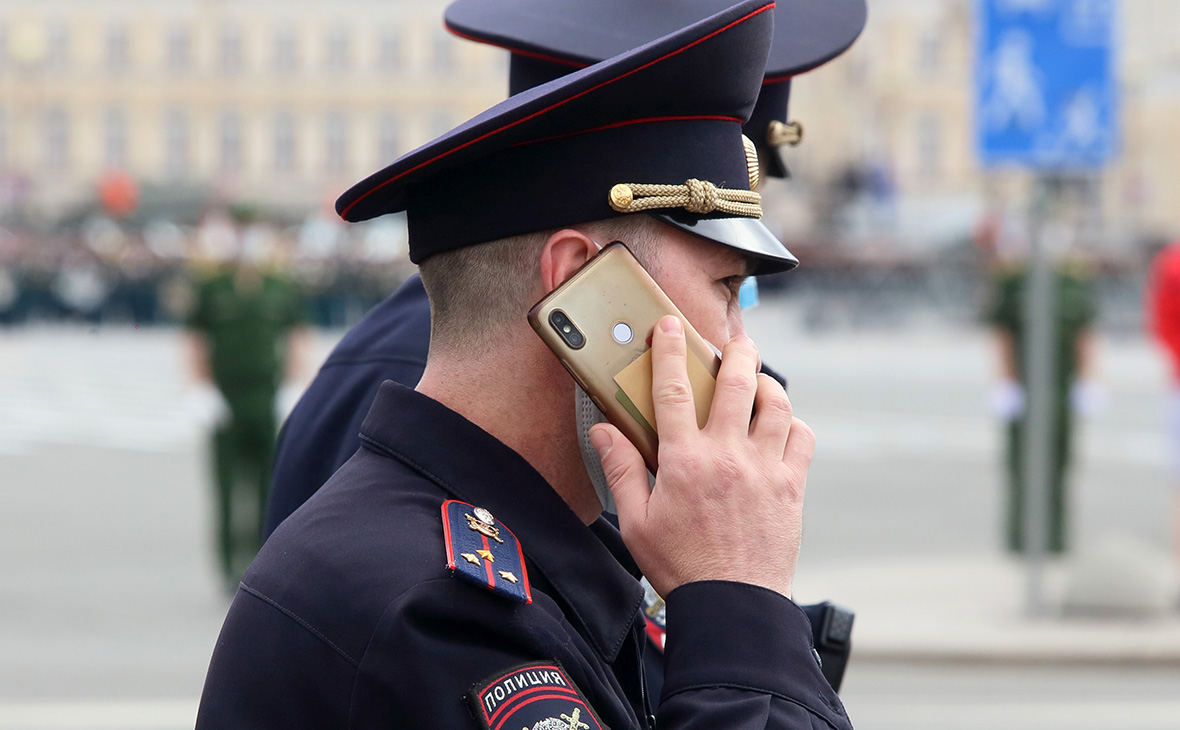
[0,298,1175,729]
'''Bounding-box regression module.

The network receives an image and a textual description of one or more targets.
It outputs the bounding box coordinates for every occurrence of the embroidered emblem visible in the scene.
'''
[468,663,605,730]
[442,500,531,604]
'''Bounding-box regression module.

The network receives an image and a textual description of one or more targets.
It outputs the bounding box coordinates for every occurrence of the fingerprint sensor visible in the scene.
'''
[612,321,633,344]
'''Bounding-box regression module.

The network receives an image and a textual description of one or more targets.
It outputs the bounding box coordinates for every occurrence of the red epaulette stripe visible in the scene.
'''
[441,501,457,570]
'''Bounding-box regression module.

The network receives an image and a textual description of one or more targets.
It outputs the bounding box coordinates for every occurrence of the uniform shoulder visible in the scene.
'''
[242,454,537,661]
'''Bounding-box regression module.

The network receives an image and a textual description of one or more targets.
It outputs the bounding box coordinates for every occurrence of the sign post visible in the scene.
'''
[975,0,1117,615]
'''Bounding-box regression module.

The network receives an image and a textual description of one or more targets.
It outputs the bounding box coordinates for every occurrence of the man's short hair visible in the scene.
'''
[419,215,666,352]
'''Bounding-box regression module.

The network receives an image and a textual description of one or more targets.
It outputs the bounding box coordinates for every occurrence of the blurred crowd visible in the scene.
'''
[0,208,417,329]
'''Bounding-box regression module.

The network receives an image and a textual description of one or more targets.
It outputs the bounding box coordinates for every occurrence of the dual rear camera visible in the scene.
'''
[549,310,635,350]
[549,310,585,349]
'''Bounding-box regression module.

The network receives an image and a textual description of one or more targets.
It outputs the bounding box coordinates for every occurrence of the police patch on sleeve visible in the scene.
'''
[468,663,605,730]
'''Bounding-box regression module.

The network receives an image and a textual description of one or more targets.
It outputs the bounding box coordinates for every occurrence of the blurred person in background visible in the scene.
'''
[1146,237,1180,592]
[185,204,310,590]
[983,209,1099,556]
[0,227,20,326]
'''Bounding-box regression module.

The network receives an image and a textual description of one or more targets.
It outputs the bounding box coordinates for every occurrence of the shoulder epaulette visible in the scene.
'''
[441,500,532,604]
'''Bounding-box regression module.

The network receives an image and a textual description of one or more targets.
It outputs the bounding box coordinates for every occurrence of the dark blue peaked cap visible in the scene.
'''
[445,0,867,178]
[338,0,801,274]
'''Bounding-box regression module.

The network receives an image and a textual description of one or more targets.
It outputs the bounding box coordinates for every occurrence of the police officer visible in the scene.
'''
[197,4,848,727]
[186,206,308,587]
[264,0,867,539]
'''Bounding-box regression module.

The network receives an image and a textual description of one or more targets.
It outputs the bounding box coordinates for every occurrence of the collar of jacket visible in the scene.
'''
[359,381,645,663]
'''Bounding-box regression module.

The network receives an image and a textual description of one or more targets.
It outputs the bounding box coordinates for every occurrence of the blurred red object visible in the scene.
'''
[98,170,140,218]
[1148,240,1180,381]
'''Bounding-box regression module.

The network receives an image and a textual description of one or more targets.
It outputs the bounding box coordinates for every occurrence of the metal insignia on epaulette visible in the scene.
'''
[441,500,531,603]
[465,510,505,543]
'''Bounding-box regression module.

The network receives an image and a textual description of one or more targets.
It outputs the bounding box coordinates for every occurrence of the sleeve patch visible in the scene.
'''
[467,663,605,730]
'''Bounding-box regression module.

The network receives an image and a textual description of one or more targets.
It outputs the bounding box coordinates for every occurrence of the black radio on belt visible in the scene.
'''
[800,601,855,692]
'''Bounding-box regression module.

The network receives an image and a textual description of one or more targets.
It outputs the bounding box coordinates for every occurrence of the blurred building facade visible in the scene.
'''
[781,0,1180,252]
[0,0,506,220]
[1,0,1180,252]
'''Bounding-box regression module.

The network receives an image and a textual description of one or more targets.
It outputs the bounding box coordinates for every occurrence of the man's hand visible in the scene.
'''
[589,315,814,599]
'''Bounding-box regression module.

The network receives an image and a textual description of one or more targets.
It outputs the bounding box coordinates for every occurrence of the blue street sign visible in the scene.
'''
[976,0,1118,168]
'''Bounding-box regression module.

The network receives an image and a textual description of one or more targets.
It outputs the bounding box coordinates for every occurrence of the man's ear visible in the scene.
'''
[539,229,599,293]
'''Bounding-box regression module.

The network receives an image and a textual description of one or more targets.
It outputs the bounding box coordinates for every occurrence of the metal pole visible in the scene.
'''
[1022,175,1059,617]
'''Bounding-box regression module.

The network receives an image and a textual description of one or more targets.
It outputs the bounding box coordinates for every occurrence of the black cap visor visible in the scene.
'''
[652,212,798,275]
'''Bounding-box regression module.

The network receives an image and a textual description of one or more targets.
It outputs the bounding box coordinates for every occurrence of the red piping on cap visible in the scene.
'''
[762,73,795,85]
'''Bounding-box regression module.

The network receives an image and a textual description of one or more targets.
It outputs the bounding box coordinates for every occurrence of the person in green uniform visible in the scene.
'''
[987,257,1098,554]
[186,208,308,588]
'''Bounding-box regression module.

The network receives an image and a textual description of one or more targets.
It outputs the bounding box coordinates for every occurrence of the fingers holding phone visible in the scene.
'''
[593,316,813,599]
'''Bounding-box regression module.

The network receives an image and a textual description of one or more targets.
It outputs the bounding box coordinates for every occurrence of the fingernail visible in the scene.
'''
[660,316,682,334]
[589,427,613,456]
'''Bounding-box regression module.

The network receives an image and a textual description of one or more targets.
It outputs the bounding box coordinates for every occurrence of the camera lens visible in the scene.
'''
[549,310,585,350]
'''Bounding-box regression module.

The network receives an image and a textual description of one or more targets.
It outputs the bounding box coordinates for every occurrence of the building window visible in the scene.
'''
[432,32,453,74]
[47,21,70,70]
[378,112,399,163]
[325,111,348,173]
[274,111,296,172]
[107,22,129,72]
[167,24,190,73]
[377,29,400,71]
[104,107,127,169]
[164,108,189,176]
[916,112,942,180]
[43,107,70,172]
[325,26,350,73]
[220,110,242,174]
[220,24,243,74]
[274,26,298,74]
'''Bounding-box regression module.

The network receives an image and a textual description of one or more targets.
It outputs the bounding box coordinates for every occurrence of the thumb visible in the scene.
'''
[589,424,649,520]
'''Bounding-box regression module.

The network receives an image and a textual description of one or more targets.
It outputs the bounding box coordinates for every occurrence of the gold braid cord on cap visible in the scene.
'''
[608,179,762,218]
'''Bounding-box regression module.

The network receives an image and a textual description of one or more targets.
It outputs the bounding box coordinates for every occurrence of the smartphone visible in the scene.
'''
[527,241,720,473]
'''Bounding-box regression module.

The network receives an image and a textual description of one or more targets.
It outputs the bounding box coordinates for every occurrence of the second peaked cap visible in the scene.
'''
[446,0,868,177]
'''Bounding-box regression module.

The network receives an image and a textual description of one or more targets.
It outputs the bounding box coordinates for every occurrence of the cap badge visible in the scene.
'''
[767,120,804,148]
[608,179,762,218]
[742,135,761,191]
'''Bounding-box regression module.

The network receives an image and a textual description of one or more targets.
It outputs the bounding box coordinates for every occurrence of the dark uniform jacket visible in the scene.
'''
[198,382,850,729]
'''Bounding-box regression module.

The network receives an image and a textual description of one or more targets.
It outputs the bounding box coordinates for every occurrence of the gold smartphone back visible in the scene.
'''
[528,242,720,472]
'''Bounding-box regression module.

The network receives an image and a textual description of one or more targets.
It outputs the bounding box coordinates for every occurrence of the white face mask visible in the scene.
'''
[574,384,616,514]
